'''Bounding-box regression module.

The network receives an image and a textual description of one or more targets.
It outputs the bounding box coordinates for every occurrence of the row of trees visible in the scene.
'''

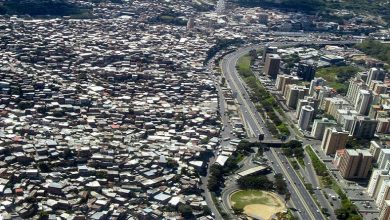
[205,38,245,64]
[282,140,304,159]
[237,173,289,195]
[356,40,390,66]
[208,141,265,192]
[240,50,290,138]
[237,175,273,190]
[305,146,362,219]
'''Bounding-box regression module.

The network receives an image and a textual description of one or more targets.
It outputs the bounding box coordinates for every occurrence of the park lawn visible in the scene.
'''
[328,82,344,90]
[316,67,338,82]
[236,55,252,77]
[316,66,359,81]
[231,190,277,209]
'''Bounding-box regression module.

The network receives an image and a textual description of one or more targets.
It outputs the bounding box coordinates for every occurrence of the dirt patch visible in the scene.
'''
[242,192,286,220]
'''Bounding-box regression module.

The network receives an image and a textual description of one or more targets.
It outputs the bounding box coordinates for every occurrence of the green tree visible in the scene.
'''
[166,158,178,169]
[207,176,220,192]
[237,175,273,190]
[248,49,258,63]
[178,204,194,218]
[274,173,288,194]
[281,140,302,149]
[236,140,256,155]
[203,206,212,215]
[38,162,51,173]
[232,206,243,214]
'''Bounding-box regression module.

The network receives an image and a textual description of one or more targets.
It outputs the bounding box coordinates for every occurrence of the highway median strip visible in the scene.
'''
[305,146,362,220]
[235,53,290,138]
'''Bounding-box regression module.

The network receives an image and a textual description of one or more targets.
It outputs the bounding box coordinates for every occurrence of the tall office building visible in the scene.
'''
[298,105,314,131]
[367,67,386,86]
[350,116,378,139]
[335,109,358,124]
[357,71,368,82]
[376,180,390,208]
[258,13,268,25]
[284,84,308,109]
[355,89,372,115]
[370,80,388,95]
[309,78,326,96]
[187,17,195,30]
[297,61,316,81]
[367,169,390,198]
[264,54,281,79]
[296,96,318,119]
[347,78,368,104]
[262,45,278,63]
[370,141,384,162]
[317,86,336,107]
[324,97,349,119]
[321,127,349,155]
[369,104,383,119]
[377,118,390,134]
[340,114,356,132]
[378,149,390,171]
[333,149,345,167]
[337,149,373,179]
[311,118,337,139]
[379,200,390,220]
[275,74,299,93]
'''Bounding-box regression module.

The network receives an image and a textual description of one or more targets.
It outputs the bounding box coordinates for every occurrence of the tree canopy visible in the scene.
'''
[237,175,273,190]
[231,0,325,13]
[0,0,89,17]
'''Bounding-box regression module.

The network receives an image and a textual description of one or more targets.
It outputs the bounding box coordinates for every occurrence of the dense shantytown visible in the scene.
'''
[2,0,390,219]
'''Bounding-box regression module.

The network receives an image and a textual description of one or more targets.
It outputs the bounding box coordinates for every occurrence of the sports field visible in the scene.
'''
[230,190,286,220]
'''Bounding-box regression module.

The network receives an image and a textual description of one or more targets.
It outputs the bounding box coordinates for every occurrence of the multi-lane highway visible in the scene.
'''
[221,51,272,140]
[221,40,357,140]
[219,40,357,219]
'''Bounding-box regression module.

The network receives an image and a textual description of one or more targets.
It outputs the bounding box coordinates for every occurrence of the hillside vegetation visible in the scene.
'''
[0,0,91,17]
[356,40,390,66]
[232,0,390,24]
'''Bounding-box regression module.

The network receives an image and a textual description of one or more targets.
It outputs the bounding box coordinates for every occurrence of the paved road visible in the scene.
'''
[302,146,337,219]
[219,40,358,219]
[268,148,328,219]
[265,149,308,219]
[200,60,239,220]
[221,52,271,140]
[221,40,358,140]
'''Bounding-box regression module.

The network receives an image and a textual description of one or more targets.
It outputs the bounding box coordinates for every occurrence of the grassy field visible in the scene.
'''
[230,190,283,209]
[231,190,269,209]
[231,190,286,219]
[235,53,290,137]
[315,66,359,94]
[236,55,252,77]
